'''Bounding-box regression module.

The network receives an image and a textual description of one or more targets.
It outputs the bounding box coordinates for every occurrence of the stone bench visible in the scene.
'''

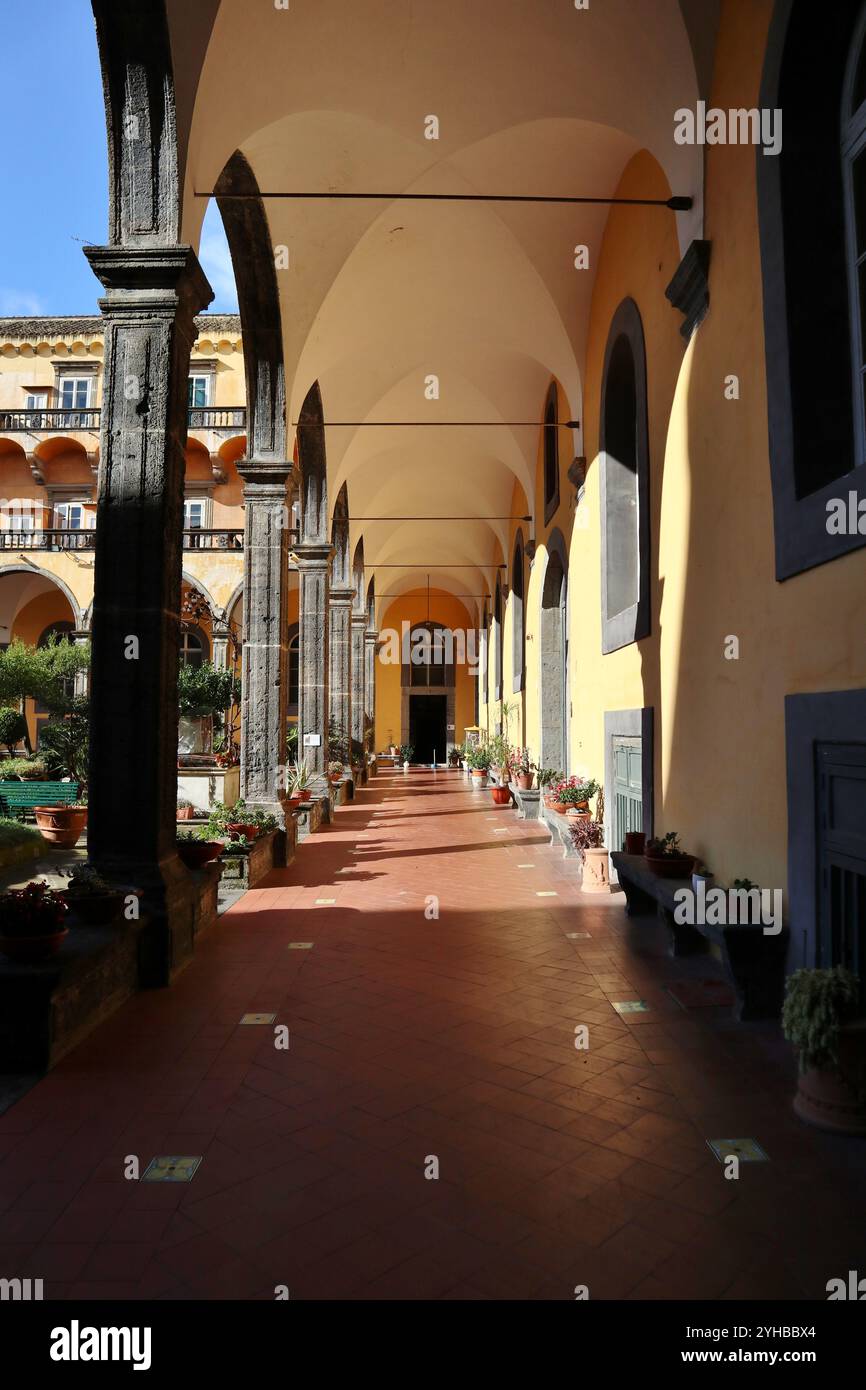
[610,852,788,1021]
[540,803,581,858]
[509,784,541,820]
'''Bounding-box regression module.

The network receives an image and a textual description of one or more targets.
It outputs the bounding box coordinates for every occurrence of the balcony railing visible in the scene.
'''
[187,407,247,430]
[0,528,244,552]
[0,408,101,432]
[183,528,244,550]
[0,528,96,551]
[0,406,247,433]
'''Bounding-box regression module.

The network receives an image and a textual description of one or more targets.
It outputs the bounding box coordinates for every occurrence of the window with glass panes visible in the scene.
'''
[188,376,210,408]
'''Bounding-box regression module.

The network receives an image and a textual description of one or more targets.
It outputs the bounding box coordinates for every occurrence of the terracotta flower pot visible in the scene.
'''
[0,925,68,964]
[62,891,124,927]
[644,852,694,879]
[624,831,645,855]
[176,805,194,821]
[793,1021,866,1135]
[566,806,591,820]
[177,840,224,870]
[34,805,88,849]
[226,822,259,841]
[286,794,306,809]
[547,801,568,815]
[515,772,534,791]
[490,785,511,805]
[581,847,611,894]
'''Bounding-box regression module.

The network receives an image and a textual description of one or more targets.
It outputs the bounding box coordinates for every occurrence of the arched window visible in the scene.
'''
[493,579,503,701]
[758,0,866,577]
[38,621,74,648]
[543,382,560,524]
[512,533,525,694]
[180,626,209,668]
[288,623,300,713]
[600,298,650,654]
[401,622,454,688]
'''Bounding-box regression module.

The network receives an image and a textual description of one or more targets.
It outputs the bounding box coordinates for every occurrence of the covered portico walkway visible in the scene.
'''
[1,770,864,1300]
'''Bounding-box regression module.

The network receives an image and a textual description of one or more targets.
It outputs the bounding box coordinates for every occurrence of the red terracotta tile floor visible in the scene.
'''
[2,768,866,1300]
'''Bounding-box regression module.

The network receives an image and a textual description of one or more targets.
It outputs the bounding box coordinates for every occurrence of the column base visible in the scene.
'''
[96,854,220,988]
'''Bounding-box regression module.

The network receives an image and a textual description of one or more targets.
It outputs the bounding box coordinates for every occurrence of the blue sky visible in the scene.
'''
[0,0,238,316]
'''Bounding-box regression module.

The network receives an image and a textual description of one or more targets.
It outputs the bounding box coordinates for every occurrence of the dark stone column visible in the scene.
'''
[295,542,331,792]
[237,461,292,835]
[83,244,213,984]
[328,586,354,769]
[350,611,367,770]
[364,627,379,743]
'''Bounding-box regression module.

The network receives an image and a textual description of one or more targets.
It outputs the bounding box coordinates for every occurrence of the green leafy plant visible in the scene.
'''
[782,967,862,1077]
[328,719,349,765]
[286,724,299,757]
[487,734,511,769]
[0,817,42,851]
[37,698,90,788]
[62,863,114,897]
[399,744,414,762]
[286,760,314,797]
[0,880,68,937]
[0,706,28,755]
[646,832,686,858]
[178,662,240,719]
[467,745,491,770]
[0,757,47,781]
[733,877,759,891]
[553,777,599,807]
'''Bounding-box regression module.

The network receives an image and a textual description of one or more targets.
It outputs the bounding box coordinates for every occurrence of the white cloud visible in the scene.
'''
[199,202,239,312]
[0,289,46,316]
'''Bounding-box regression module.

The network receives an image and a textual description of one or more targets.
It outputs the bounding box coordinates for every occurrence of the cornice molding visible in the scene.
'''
[0,312,241,341]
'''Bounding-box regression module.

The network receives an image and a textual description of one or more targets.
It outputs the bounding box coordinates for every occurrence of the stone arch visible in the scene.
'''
[540,529,569,776]
[352,536,365,615]
[215,150,286,462]
[298,380,328,543]
[0,564,84,630]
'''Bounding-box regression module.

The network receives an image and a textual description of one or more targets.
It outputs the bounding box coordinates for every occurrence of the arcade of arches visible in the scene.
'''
[1,0,866,1304]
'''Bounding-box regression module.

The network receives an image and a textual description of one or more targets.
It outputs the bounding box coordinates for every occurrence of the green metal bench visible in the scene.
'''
[0,781,80,819]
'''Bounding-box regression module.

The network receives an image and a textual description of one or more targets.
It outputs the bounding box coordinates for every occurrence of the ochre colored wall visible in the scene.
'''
[375,589,476,754]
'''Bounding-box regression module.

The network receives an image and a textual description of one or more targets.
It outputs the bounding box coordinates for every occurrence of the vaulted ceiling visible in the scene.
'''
[166,0,713,622]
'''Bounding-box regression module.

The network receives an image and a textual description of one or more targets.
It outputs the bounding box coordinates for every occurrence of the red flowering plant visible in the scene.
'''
[553,776,599,807]
[0,880,69,938]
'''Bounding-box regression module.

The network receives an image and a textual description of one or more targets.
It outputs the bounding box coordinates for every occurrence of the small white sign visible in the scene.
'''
[303,733,321,747]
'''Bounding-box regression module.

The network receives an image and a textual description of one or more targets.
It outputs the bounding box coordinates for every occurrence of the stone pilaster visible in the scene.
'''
[211,620,231,670]
[294,542,331,793]
[350,612,367,769]
[237,462,292,834]
[328,585,354,769]
[364,627,379,751]
[83,243,213,984]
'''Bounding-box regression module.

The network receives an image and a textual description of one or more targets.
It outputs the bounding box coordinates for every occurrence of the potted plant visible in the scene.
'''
[512,748,535,791]
[560,778,599,817]
[691,862,714,894]
[0,756,48,781]
[537,767,561,801]
[177,827,224,869]
[490,780,512,806]
[624,830,645,855]
[328,759,345,785]
[177,797,195,822]
[60,864,125,927]
[34,797,88,849]
[178,663,240,762]
[782,967,866,1135]
[644,832,694,879]
[400,744,414,770]
[286,759,314,808]
[467,746,491,785]
[0,879,69,962]
[545,777,574,815]
[570,818,610,893]
[487,734,511,783]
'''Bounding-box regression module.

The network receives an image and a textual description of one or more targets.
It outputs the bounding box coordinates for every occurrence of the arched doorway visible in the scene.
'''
[540,543,568,776]
[402,621,455,763]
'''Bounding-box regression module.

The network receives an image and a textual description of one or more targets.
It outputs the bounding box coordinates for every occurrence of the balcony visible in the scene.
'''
[0,406,247,433]
[0,528,244,552]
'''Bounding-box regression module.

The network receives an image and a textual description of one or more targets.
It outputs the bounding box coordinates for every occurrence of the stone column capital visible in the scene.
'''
[351,610,368,630]
[237,459,293,492]
[329,585,356,606]
[84,244,213,328]
[293,540,333,570]
[365,627,380,643]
